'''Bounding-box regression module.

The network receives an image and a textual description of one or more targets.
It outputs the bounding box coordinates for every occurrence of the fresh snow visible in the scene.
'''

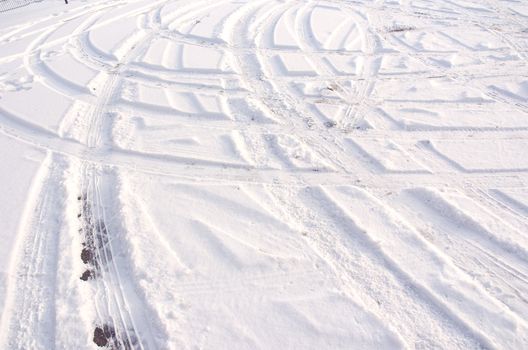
[0,0,528,349]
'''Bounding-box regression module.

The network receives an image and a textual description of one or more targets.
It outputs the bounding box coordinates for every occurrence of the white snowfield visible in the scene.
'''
[0,0,527,348]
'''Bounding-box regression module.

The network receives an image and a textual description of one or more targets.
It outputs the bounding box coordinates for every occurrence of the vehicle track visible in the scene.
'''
[63,1,167,348]
[0,153,67,349]
[1,0,528,347]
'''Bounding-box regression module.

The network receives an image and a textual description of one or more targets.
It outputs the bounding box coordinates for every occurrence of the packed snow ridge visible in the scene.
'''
[0,0,527,349]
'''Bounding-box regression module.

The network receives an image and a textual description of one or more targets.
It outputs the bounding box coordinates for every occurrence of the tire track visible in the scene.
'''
[1,1,528,347]
[0,153,67,349]
[386,187,528,326]
[78,164,158,349]
[220,1,359,172]
[71,2,167,348]
[257,183,489,349]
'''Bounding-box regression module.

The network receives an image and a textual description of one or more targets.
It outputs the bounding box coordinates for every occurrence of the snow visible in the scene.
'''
[0,133,45,320]
[0,0,527,349]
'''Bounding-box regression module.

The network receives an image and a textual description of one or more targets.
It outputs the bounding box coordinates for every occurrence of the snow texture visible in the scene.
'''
[0,0,528,349]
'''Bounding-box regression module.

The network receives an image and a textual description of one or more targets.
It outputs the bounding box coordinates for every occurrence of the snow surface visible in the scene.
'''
[0,0,528,349]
